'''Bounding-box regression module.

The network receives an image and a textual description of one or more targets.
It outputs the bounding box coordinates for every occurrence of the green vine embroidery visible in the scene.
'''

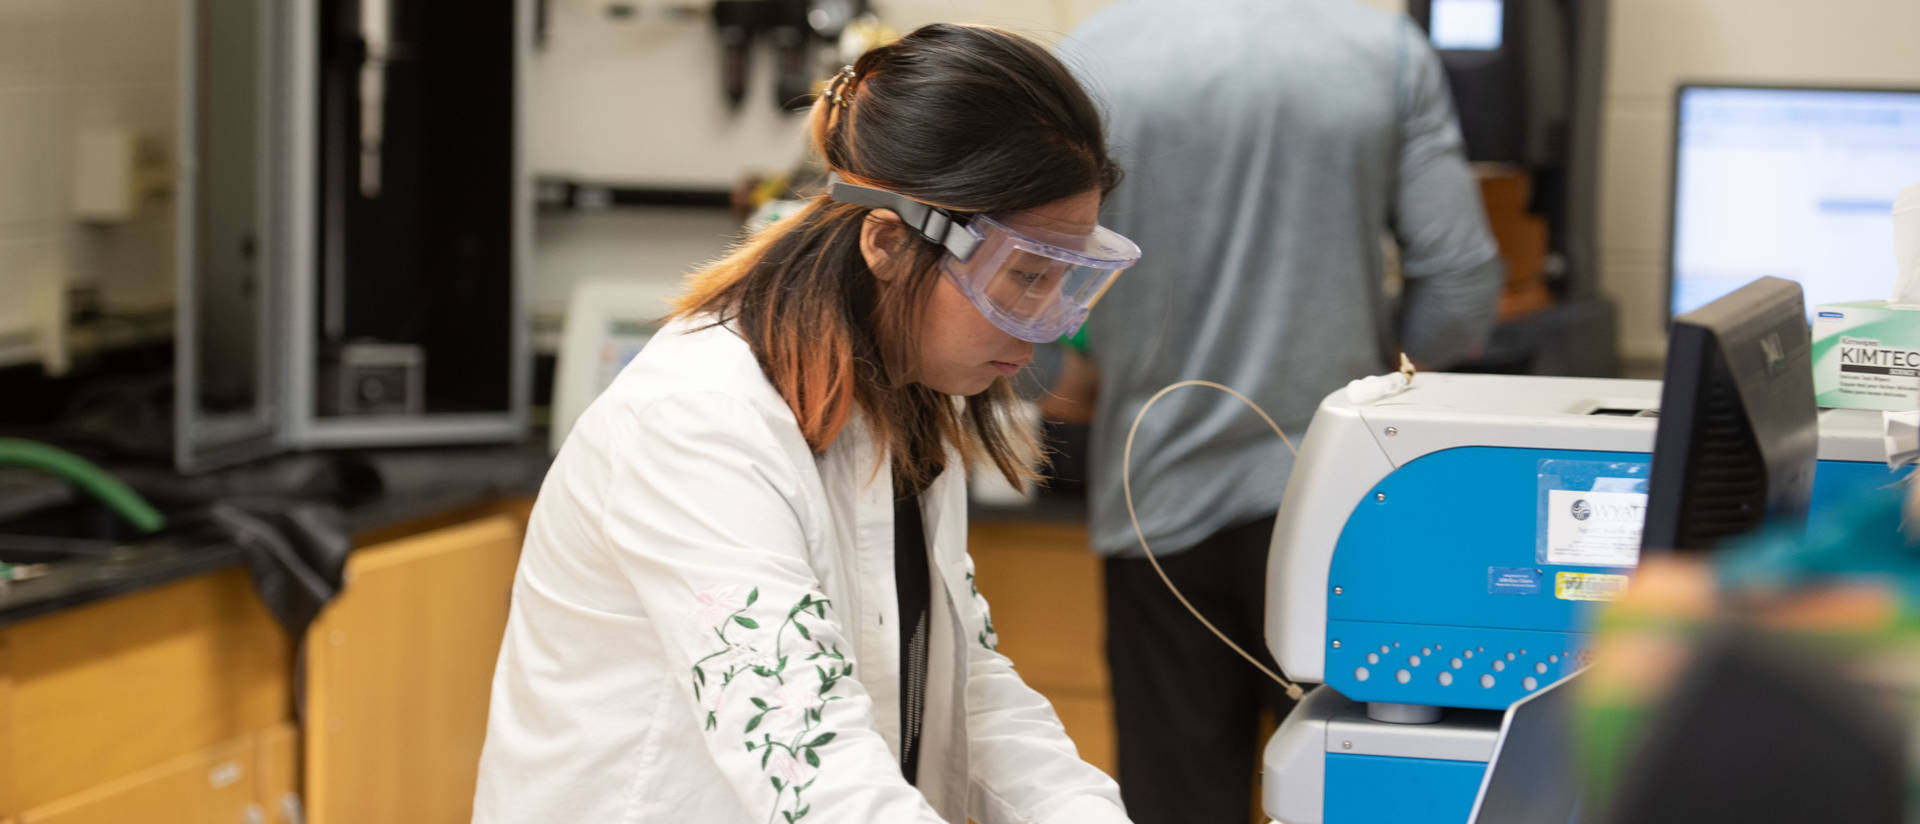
[690,586,852,824]
[966,571,999,652]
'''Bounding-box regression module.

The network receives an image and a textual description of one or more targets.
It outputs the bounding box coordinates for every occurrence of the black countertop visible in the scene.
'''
[0,445,553,628]
[0,441,1090,629]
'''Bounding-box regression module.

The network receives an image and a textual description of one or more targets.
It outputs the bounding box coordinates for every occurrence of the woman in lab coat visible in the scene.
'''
[473,23,1141,824]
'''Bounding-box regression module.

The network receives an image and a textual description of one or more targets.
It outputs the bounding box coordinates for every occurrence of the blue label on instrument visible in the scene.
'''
[1488,567,1541,596]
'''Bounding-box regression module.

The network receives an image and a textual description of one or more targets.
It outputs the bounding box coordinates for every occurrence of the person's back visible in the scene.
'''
[1066,0,1500,557]
[1061,1,1501,820]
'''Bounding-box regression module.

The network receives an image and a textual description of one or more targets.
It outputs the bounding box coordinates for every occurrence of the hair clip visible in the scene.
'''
[826,65,858,108]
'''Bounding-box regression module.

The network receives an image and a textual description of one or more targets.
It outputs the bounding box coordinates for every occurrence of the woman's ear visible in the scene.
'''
[859,210,911,281]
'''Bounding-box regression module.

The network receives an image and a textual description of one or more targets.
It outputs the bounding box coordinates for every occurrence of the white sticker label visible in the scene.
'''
[1544,488,1645,567]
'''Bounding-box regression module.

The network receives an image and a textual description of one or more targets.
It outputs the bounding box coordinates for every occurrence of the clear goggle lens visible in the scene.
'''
[941,217,1137,342]
[824,177,1140,342]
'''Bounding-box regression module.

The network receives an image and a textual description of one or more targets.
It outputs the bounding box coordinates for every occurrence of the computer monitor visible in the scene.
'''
[1667,84,1920,321]
[1642,277,1818,553]
[1408,0,1571,167]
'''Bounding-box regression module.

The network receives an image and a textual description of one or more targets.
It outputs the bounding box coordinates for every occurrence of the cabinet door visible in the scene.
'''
[303,514,523,824]
[2,569,290,811]
[254,723,300,824]
[20,737,256,824]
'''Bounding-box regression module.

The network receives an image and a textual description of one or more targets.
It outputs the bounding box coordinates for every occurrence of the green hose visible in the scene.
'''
[0,439,165,534]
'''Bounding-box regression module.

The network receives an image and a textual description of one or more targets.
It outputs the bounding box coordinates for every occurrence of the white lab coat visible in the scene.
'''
[473,318,1130,824]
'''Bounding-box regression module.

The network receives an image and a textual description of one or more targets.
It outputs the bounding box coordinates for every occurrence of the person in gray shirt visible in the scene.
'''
[1056,1,1504,820]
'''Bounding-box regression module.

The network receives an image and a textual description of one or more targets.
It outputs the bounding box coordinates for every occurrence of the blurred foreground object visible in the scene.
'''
[1581,480,1918,823]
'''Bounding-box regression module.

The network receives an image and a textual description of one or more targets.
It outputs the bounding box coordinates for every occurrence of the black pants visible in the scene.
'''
[1104,515,1296,824]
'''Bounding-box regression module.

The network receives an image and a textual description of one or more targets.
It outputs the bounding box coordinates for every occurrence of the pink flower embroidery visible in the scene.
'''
[692,584,747,627]
[769,681,812,725]
[689,588,844,821]
[768,750,815,786]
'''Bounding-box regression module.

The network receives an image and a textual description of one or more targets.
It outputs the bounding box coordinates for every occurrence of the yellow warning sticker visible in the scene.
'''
[1555,571,1629,602]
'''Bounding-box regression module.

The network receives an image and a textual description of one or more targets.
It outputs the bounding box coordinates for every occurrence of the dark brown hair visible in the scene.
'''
[674,23,1121,490]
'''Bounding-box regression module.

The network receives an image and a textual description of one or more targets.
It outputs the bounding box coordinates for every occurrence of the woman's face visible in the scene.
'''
[906,189,1101,396]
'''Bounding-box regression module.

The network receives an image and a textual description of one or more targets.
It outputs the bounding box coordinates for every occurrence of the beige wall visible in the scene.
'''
[1598,0,1920,360]
[528,0,1122,318]
[530,0,1109,188]
[1297,0,1920,360]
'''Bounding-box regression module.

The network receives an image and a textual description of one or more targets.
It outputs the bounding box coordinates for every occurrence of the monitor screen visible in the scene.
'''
[1430,0,1504,51]
[1669,85,1920,321]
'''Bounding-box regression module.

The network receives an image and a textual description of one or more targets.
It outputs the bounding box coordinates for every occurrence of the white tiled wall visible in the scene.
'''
[0,0,180,370]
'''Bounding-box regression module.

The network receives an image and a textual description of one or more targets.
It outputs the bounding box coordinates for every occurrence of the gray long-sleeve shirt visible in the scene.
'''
[1060,0,1504,557]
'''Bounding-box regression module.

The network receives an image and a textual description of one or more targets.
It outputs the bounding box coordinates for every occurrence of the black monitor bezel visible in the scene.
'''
[1643,276,1817,554]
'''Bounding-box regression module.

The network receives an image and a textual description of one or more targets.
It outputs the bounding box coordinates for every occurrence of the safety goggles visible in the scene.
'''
[828,176,1140,343]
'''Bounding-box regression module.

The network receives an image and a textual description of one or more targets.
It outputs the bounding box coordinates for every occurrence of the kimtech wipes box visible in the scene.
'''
[1815,183,1920,411]
[1814,301,1920,411]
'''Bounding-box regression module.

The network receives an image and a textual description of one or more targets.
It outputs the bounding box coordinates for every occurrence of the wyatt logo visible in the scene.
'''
[1570,499,1593,521]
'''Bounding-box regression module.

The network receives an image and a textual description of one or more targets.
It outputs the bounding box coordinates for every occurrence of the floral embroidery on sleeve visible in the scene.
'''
[965,571,999,652]
[690,586,853,823]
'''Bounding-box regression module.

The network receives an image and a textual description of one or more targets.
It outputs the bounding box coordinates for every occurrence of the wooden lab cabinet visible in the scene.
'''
[18,728,296,824]
[0,567,293,823]
[0,505,528,824]
[302,513,524,823]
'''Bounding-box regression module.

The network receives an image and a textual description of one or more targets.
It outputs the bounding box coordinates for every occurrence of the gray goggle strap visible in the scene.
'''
[826,173,981,263]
